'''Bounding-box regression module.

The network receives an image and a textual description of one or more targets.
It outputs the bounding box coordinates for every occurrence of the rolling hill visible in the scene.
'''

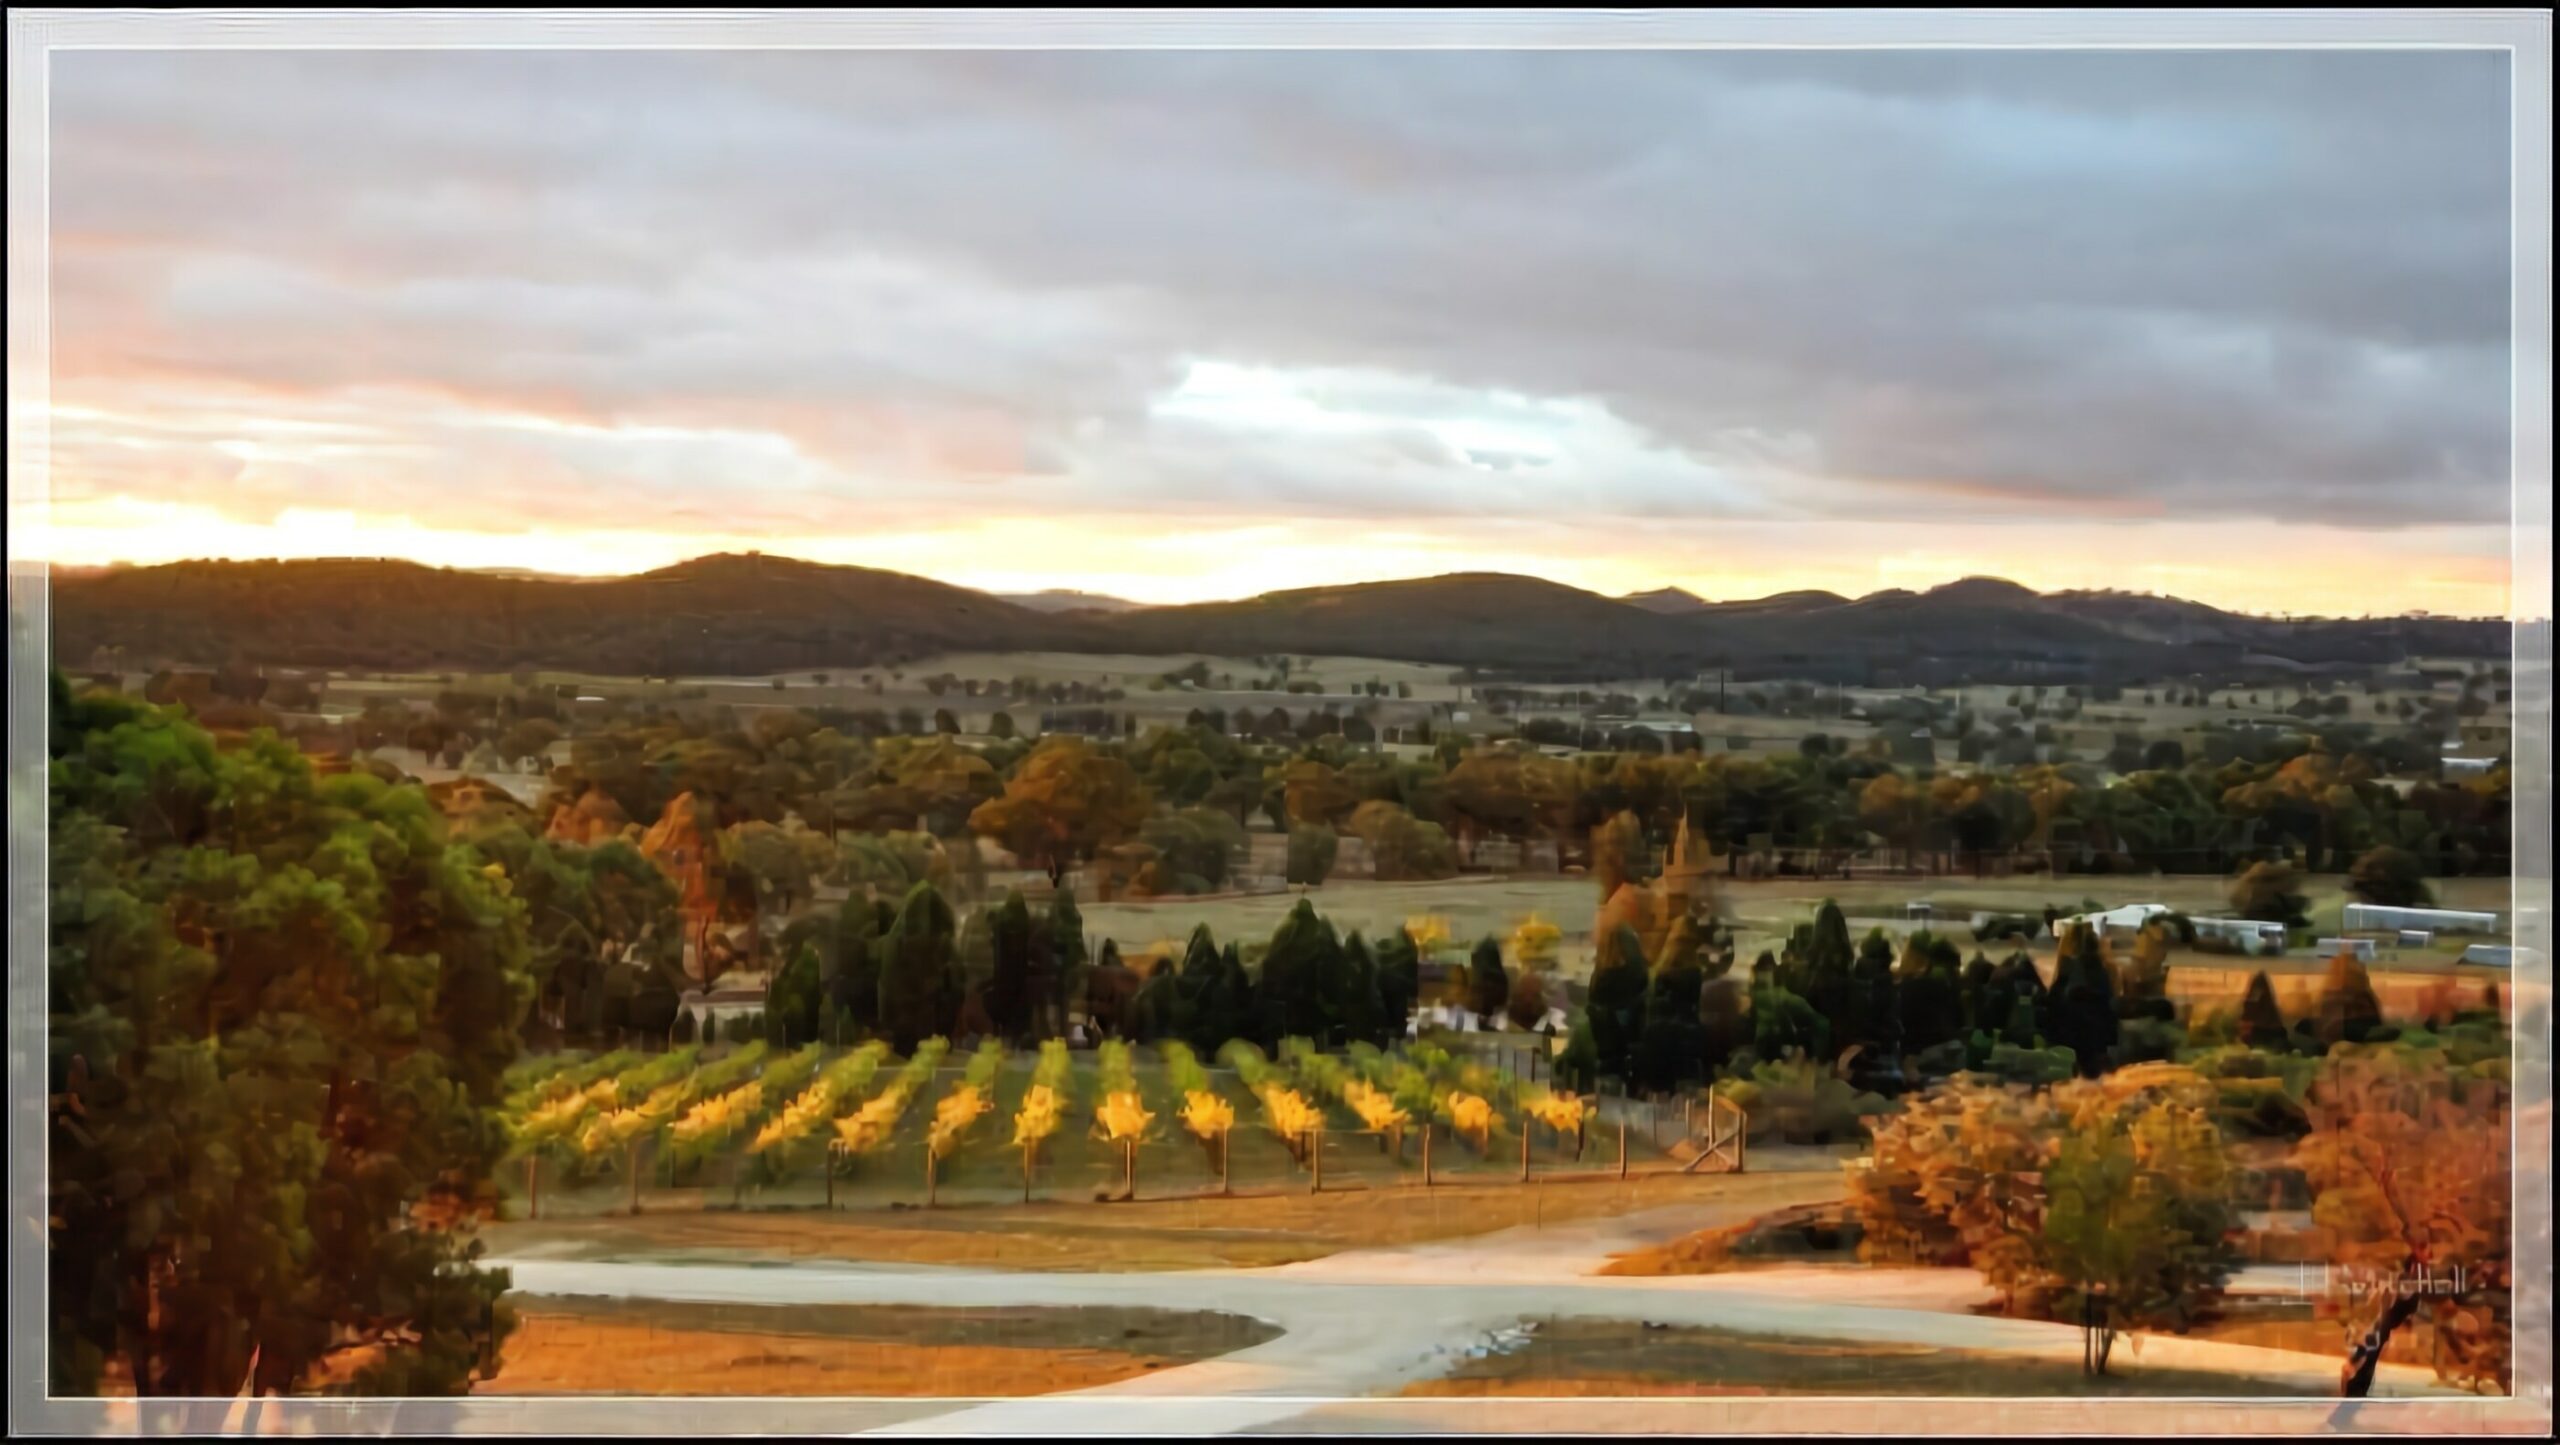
[46,554,2504,683]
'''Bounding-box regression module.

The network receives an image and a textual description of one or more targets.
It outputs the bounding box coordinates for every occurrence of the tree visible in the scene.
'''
[2313,950,2385,1048]
[1042,890,1089,1039]
[2296,1043,2511,1395]
[47,678,523,1396]
[1257,900,1345,1046]
[988,711,1016,740]
[2228,860,2311,927]
[1591,809,1648,899]
[1750,978,1829,1064]
[767,943,822,1046]
[1634,952,1709,1093]
[1465,937,1510,1023]
[1285,824,1338,886]
[2237,971,2290,1049]
[1373,928,1420,1040]
[2039,1069,2239,1362]
[877,881,960,1053]
[1792,901,1857,1059]
[967,737,1153,886]
[1349,801,1459,881]
[2049,923,2121,1077]
[1585,926,1650,1085]
[987,890,1036,1042]
[1896,932,1968,1061]
[2347,845,2435,909]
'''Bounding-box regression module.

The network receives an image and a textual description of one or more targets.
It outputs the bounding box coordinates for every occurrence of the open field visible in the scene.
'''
[484,1168,1847,1274]
[478,1296,1278,1396]
[1396,1320,2314,1398]
[1075,872,2517,990]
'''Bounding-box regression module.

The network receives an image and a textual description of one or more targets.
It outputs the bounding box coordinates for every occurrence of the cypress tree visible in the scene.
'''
[2048,923,2120,1077]
[1465,936,1511,1022]
[1586,924,1650,1085]
[2237,970,2289,1050]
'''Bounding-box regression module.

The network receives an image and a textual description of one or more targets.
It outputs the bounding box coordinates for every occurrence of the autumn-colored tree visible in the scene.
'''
[2228,859,2311,927]
[2237,970,2291,1050]
[2295,1044,2511,1395]
[2313,949,2386,1049]
[2347,845,2435,909]
[967,737,1152,886]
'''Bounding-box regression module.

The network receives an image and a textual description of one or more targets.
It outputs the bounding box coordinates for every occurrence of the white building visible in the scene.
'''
[2193,916,2289,955]
[2341,903,2501,936]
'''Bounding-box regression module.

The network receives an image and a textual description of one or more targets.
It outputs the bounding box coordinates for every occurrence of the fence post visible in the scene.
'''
[526,1156,539,1222]
[1309,1129,1323,1193]
[628,1142,643,1216]
[1220,1128,1231,1196]
[1421,1123,1433,1188]
[1023,1142,1034,1203]
[825,1142,836,1211]
[1617,1120,1628,1179]
[926,1147,938,1210]
[1520,1123,1532,1183]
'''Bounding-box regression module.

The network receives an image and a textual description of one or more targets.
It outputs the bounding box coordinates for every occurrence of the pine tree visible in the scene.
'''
[1586,925,1650,1085]
[2237,971,2289,1049]
[1465,936,1510,1023]
[987,889,1036,1042]
[2048,923,2121,1077]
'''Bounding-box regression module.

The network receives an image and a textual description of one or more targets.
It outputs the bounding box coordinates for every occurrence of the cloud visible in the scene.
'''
[35,47,2514,590]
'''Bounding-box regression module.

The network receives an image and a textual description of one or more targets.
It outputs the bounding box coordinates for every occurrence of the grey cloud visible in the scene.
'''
[46,47,2512,528]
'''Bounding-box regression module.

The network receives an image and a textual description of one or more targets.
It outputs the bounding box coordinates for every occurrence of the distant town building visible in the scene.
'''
[2341,903,2501,936]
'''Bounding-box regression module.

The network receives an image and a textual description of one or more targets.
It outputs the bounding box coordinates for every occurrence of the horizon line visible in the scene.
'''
[16,550,2526,627]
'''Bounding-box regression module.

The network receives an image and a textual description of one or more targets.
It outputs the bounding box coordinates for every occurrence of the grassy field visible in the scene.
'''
[1397,1320,2313,1398]
[1076,872,2516,992]
[483,1170,1841,1274]
[478,1296,1277,1396]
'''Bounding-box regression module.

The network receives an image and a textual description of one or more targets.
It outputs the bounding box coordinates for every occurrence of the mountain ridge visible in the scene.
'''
[47,553,2506,684]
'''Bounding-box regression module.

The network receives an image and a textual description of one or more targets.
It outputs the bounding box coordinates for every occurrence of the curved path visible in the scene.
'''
[489,1197,2466,1433]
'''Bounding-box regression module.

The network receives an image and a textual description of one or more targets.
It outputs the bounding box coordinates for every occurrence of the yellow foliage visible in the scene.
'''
[1180,1090,1235,1140]
[1257,1084,1325,1140]
[1509,914,1562,968]
[926,1084,991,1158]
[1095,1089,1155,1143]
[670,1080,764,1145]
[1012,1084,1065,1147]
[1521,1088,1588,1135]
[1342,1079,1411,1134]
[1404,915,1453,955]
[1445,1090,1500,1148]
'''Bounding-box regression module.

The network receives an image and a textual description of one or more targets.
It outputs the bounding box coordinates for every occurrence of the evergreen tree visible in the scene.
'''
[1796,900,1857,1056]
[2237,970,2290,1049]
[833,895,884,1037]
[1585,925,1650,1085]
[767,942,822,1046]
[1257,899,1343,1046]
[1044,889,1089,1038]
[1634,953,1708,1093]
[1465,936,1511,1022]
[2048,923,2120,1077]
[2314,950,2385,1048]
[1373,927,1420,1040]
[987,889,1036,1042]
[1897,932,1968,1056]
[1698,973,1751,1080]
[878,881,960,1053]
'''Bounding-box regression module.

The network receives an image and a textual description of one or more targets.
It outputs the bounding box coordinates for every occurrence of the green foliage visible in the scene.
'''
[1258,900,1346,1046]
[2228,860,2311,927]
[877,881,960,1053]
[47,678,524,1395]
[1584,926,1649,1085]
[1285,824,1339,886]
[2348,845,2435,909]
[1465,936,1510,1021]
[1633,951,1708,1093]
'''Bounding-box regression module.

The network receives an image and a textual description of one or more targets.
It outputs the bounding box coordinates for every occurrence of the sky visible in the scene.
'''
[23,48,2520,616]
